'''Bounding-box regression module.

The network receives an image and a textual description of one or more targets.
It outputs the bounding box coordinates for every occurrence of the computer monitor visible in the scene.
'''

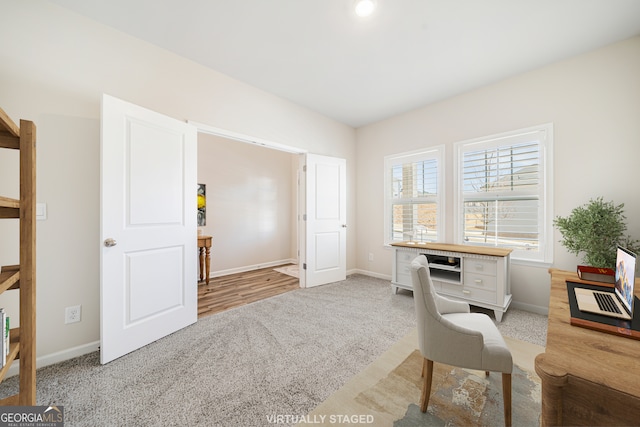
[614,246,637,315]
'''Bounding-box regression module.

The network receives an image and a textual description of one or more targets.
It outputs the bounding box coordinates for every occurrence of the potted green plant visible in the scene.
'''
[554,197,639,268]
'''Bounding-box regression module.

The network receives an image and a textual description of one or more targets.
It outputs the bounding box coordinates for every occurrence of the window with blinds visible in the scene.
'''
[384,147,443,244]
[455,124,553,263]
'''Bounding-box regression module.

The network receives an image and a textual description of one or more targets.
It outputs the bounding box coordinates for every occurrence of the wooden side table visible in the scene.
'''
[197,235,212,284]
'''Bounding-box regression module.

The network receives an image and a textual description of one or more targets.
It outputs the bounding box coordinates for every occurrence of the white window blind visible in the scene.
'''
[385,147,443,244]
[455,125,553,263]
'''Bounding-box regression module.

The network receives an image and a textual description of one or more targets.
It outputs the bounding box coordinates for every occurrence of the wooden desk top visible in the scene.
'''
[536,268,640,398]
[390,241,512,258]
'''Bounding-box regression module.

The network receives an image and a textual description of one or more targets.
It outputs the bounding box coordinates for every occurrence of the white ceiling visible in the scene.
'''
[49,0,640,128]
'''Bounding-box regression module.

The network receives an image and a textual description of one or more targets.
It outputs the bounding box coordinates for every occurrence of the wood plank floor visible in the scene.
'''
[197,265,299,318]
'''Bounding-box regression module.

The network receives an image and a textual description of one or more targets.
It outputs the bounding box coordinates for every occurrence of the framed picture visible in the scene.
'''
[197,184,206,226]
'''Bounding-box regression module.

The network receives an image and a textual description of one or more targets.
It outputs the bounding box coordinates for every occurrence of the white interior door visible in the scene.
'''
[303,153,346,287]
[100,94,197,364]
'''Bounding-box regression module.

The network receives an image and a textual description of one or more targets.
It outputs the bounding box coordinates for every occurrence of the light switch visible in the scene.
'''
[36,203,47,220]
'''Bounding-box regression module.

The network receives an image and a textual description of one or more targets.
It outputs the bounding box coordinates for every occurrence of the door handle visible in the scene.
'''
[341,224,347,228]
[104,238,117,247]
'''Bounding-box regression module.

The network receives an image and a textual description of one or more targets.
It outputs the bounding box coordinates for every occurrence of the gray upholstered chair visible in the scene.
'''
[410,255,513,426]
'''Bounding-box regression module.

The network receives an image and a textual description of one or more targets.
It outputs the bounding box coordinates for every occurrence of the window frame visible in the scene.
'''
[384,146,445,246]
[453,124,554,264]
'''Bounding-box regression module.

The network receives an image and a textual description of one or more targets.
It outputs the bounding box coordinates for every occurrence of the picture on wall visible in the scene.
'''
[197,184,206,226]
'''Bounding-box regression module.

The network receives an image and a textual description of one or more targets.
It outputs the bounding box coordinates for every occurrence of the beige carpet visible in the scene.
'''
[0,275,418,426]
[302,329,543,426]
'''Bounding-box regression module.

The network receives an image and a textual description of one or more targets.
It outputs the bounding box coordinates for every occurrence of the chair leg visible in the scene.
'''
[420,358,434,413]
[502,372,512,427]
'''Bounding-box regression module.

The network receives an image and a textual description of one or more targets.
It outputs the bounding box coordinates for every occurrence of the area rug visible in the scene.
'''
[273,264,299,278]
[360,349,541,426]
[302,329,543,427]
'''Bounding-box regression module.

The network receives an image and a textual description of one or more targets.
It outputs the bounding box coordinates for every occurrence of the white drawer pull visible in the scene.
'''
[475,264,484,270]
[475,279,483,284]
[463,290,471,295]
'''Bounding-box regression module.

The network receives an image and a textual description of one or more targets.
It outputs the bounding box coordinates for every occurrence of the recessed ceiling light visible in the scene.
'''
[354,0,376,17]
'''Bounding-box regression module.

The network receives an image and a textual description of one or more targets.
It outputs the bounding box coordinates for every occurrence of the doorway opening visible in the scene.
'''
[192,122,306,317]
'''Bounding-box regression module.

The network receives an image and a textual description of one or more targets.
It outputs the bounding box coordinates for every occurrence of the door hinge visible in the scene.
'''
[303,214,307,221]
[303,165,307,172]
[303,263,307,270]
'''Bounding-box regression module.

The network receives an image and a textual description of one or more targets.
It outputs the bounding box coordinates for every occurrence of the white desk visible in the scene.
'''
[391,242,512,321]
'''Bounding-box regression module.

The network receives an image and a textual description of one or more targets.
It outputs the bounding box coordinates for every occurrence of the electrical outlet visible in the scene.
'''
[368,252,374,262]
[65,305,81,324]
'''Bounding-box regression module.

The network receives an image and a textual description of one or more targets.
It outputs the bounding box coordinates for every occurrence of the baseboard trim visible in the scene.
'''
[213,265,391,282]
[210,259,297,278]
[510,301,549,316]
[4,340,100,379]
[349,269,392,281]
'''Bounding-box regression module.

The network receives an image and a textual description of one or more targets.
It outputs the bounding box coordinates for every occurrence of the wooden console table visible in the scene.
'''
[534,268,640,426]
[197,235,212,284]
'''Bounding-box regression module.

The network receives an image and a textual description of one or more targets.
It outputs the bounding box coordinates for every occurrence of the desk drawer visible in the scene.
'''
[438,281,464,298]
[394,250,417,287]
[464,258,497,276]
[395,271,412,287]
[396,250,417,267]
[438,280,497,304]
[395,251,420,280]
[461,287,497,304]
[464,272,497,292]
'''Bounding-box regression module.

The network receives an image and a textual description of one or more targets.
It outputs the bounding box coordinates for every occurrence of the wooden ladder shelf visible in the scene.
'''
[0,106,37,406]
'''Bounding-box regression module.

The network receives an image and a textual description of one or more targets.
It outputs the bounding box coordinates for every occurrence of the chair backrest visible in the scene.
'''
[411,255,442,313]
[410,255,483,365]
[410,256,443,357]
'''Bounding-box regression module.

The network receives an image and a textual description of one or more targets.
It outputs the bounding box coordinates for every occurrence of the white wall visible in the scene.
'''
[355,36,640,313]
[197,134,297,274]
[0,1,355,363]
[2,0,638,367]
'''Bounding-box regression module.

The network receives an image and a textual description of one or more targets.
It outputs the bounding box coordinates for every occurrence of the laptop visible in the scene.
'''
[574,246,637,320]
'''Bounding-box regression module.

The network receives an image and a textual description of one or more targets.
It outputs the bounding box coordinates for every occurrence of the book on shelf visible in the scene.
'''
[4,314,8,357]
[577,265,615,284]
[0,308,5,367]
